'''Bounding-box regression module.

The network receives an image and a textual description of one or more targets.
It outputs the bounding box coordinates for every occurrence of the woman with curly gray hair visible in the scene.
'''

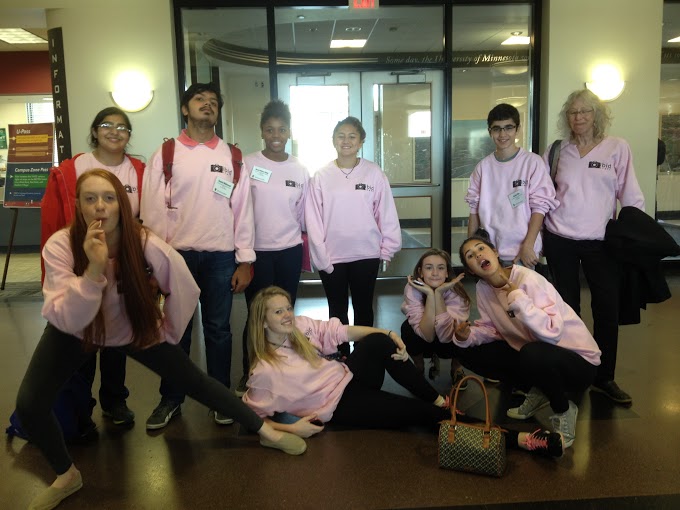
[541,89,644,406]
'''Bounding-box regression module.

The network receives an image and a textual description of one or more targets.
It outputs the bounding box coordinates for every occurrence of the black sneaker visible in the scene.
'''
[522,429,565,458]
[591,380,633,405]
[102,402,135,426]
[146,400,181,430]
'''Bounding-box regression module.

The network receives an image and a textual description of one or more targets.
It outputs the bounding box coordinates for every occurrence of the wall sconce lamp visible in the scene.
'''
[111,71,154,112]
[585,64,625,102]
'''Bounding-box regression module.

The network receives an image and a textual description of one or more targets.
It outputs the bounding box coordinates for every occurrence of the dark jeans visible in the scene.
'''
[78,349,129,410]
[160,250,236,402]
[330,333,448,428]
[458,340,597,414]
[241,244,303,373]
[543,229,619,382]
[16,324,264,475]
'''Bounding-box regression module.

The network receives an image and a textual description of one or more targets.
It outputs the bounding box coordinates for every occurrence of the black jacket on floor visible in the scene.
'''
[605,206,680,325]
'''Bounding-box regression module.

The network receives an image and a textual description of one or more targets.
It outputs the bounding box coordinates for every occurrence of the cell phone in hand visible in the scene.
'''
[310,419,324,426]
[412,279,425,286]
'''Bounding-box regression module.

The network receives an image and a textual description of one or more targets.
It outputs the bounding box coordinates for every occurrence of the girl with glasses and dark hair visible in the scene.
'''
[40,107,145,430]
[18,169,306,510]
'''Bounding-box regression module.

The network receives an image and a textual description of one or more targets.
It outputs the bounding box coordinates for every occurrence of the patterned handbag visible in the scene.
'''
[438,375,506,477]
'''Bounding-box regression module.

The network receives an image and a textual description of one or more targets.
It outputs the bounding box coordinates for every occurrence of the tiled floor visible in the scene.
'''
[2,254,680,509]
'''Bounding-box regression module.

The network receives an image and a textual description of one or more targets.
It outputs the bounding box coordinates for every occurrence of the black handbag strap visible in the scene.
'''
[548,139,562,188]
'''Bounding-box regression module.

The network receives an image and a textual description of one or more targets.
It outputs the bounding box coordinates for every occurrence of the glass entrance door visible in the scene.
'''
[278,70,444,277]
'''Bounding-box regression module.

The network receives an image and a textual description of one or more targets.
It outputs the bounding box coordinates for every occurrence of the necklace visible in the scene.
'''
[336,158,360,178]
[267,340,290,350]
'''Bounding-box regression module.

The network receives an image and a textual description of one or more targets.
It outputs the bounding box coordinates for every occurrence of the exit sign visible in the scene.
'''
[350,0,379,8]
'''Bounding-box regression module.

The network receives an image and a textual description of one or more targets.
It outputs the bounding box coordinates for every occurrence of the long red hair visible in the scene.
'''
[70,169,162,349]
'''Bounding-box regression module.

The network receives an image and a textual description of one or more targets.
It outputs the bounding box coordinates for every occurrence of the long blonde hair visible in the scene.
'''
[248,286,321,370]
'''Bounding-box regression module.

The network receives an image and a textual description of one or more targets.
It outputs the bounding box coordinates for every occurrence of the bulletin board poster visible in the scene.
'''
[3,123,54,208]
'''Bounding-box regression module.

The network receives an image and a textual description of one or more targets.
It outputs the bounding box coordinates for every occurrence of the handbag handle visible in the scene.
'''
[448,375,492,434]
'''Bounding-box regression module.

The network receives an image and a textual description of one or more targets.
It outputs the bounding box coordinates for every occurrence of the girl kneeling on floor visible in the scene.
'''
[442,233,602,449]
[401,249,469,387]
[16,170,306,510]
[242,286,564,458]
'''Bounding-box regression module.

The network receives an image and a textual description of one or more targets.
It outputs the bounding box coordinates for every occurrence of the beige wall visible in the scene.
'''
[540,0,663,212]
[45,0,179,162]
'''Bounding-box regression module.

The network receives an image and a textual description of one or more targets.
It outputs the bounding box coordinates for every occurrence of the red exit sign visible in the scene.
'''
[350,0,379,9]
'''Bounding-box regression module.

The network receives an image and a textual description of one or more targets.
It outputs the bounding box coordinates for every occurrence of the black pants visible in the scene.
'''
[241,244,303,373]
[543,229,619,382]
[330,333,448,429]
[319,258,380,327]
[400,320,458,359]
[458,340,597,414]
[78,349,129,411]
[16,324,264,475]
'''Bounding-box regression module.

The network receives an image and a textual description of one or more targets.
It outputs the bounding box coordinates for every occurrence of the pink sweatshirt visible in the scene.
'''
[42,229,200,347]
[436,265,601,365]
[466,148,558,261]
[543,137,645,241]
[401,283,470,340]
[245,151,309,251]
[305,158,402,272]
[74,153,140,217]
[242,316,352,422]
[140,131,255,262]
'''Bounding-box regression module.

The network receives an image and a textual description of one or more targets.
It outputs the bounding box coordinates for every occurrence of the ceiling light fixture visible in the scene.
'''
[668,35,680,43]
[0,28,47,44]
[330,39,367,49]
[511,31,523,36]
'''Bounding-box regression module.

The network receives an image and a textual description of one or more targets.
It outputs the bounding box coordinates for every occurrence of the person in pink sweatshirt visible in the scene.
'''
[16,170,306,510]
[400,249,470,387]
[305,116,401,355]
[466,103,558,269]
[236,99,310,396]
[242,286,565,458]
[542,89,645,406]
[40,107,144,428]
[443,233,602,448]
[140,83,255,429]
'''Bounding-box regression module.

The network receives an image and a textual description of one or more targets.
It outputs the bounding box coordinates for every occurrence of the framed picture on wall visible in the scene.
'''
[413,137,431,182]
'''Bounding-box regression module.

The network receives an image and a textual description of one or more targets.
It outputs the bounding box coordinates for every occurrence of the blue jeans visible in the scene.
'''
[160,250,236,403]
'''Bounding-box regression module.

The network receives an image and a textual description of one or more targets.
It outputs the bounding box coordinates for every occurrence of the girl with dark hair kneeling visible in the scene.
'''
[447,233,602,449]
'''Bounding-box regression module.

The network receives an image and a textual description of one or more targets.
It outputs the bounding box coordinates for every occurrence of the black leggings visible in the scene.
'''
[400,320,457,359]
[15,324,264,475]
[330,333,449,429]
[458,340,597,414]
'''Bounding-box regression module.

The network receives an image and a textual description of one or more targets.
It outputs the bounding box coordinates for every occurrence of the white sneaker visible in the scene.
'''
[550,400,578,448]
[506,387,549,420]
[213,411,234,425]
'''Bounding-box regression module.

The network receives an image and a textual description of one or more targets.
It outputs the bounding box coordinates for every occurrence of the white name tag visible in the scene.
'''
[508,189,525,208]
[250,165,272,183]
[213,176,234,198]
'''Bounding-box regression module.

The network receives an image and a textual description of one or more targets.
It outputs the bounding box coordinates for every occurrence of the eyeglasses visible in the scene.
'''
[489,125,517,134]
[98,122,131,133]
[567,108,594,117]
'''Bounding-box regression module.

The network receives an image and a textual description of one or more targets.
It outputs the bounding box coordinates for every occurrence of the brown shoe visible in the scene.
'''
[260,432,307,455]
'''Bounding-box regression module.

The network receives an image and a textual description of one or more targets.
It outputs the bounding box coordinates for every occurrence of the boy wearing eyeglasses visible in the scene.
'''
[465,103,558,268]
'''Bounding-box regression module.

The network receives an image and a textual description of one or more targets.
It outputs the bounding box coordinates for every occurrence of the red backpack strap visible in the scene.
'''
[228,143,243,185]
[161,138,175,185]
